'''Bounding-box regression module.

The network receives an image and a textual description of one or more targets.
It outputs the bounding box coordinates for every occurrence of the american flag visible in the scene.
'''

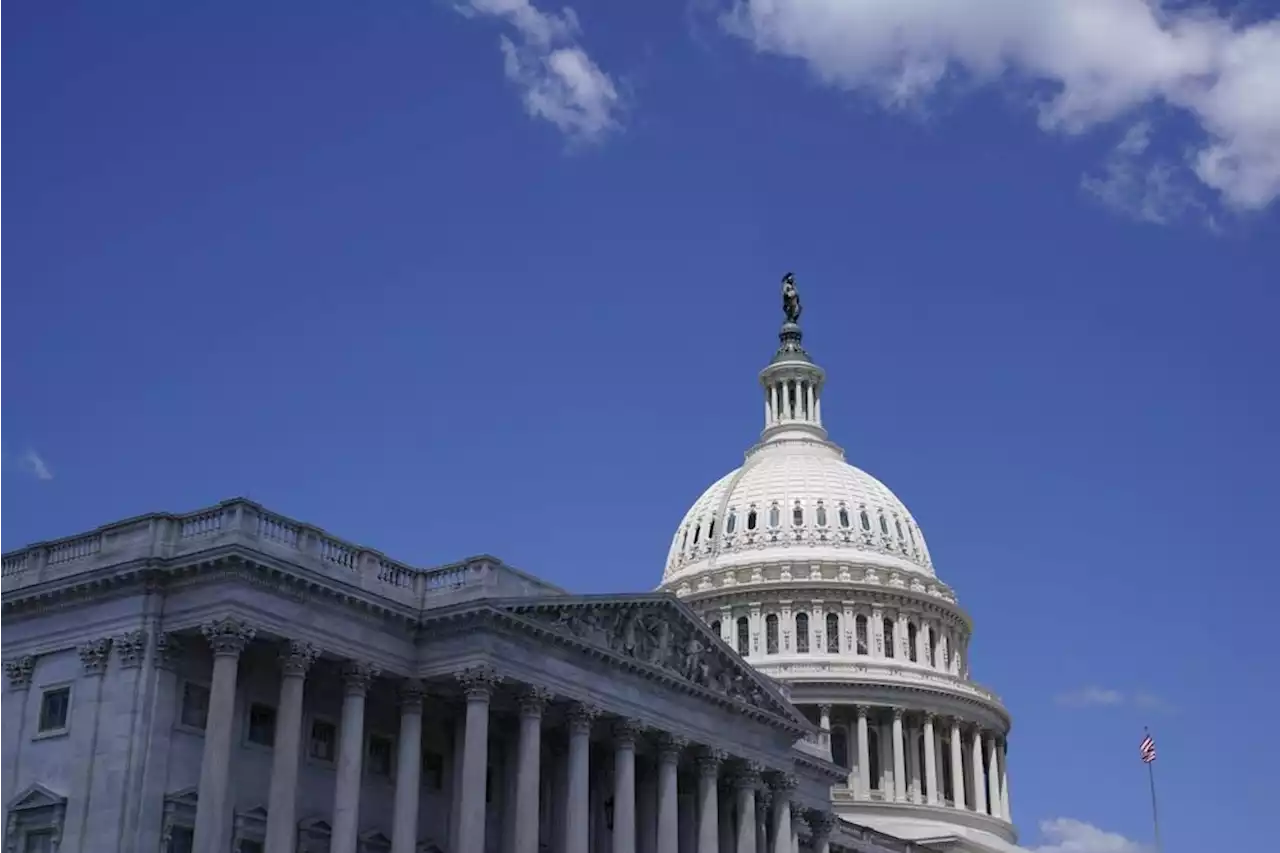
[1140,731,1156,764]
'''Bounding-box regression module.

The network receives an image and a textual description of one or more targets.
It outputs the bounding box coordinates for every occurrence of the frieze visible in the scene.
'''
[512,601,791,720]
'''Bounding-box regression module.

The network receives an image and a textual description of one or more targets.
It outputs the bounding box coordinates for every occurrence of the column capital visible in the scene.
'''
[696,748,727,778]
[79,637,112,676]
[768,772,798,795]
[806,810,837,840]
[4,655,35,690]
[818,703,833,715]
[457,664,502,700]
[732,762,763,789]
[656,732,688,761]
[202,617,256,657]
[855,704,871,719]
[519,685,555,718]
[399,678,426,709]
[280,640,321,677]
[566,702,602,734]
[921,711,937,726]
[612,718,643,746]
[114,630,148,669]
[891,707,905,722]
[341,661,380,696]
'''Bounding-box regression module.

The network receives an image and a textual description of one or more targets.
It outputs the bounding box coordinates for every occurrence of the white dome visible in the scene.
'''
[662,438,934,584]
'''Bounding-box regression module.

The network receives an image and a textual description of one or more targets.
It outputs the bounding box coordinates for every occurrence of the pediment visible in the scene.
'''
[500,595,809,729]
[7,783,66,811]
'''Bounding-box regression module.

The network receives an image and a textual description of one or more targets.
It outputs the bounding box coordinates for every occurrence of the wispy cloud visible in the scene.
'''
[1055,686,1172,712]
[18,449,54,482]
[1030,818,1149,853]
[1081,121,1208,226]
[456,0,621,143]
[722,0,1280,222]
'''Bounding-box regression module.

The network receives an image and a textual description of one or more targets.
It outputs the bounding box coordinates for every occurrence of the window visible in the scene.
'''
[765,614,779,654]
[792,503,804,527]
[22,831,54,853]
[826,613,840,653]
[855,614,869,655]
[816,502,828,527]
[37,687,70,734]
[681,529,689,550]
[883,619,896,658]
[180,683,209,730]
[368,734,394,777]
[166,827,194,853]
[726,511,737,534]
[692,525,700,545]
[879,513,889,535]
[941,739,954,802]
[838,506,850,528]
[928,628,937,667]
[830,727,850,770]
[867,728,882,790]
[422,750,444,790]
[736,617,750,656]
[747,508,758,531]
[917,733,929,798]
[795,613,809,653]
[907,624,919,663]
[247,703,277,747]
[860,510,871,531]
[707,518,716,538]
[309,719,337,762]
[768,504,780,528]
[895,519,904,541]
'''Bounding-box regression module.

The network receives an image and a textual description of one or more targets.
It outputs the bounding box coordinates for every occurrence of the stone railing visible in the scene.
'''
[1,498,560,611]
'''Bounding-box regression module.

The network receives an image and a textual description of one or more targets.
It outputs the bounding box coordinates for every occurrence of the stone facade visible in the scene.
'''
[1,498,930,853]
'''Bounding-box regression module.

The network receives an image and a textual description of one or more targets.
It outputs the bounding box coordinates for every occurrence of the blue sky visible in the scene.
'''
[4,2,1278,851]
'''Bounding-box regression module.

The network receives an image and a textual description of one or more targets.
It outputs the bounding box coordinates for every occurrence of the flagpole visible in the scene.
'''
[1146,741,1162,853]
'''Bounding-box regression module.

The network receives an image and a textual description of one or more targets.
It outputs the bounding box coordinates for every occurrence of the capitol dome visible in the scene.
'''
[659,274,1023,853]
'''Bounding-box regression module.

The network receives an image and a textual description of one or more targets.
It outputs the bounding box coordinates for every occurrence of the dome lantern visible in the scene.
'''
[759,272,829,445]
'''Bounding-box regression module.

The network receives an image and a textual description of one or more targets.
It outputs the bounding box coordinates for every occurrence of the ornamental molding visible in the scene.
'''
[495,597,808,732]
[4,656,35,689]
[202,617,256,657]
[342,661,381,695]
[456,664,501,699]
[114,629,149,668]
[280,640,321,677]
[78,638,112,675]
[678,583,969,630]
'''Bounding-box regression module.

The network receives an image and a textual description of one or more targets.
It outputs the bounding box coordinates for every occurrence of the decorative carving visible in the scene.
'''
[280,641,320,677]
[399,679,426,708]
[456,664,501,700]
[807,810,837,839]
[697,748,727,777]
[4,656,34,689]
[891,707,904,722]
[613,718,642,745]
[732,763,763,789]
[769,773,799,794]
[341,661,380,695]
[79,638,112,675]
[520,602,782,717]
[113,630,148,669]
[855,704,870,719]
[566,703,601,733]
[656,732,688,760]
[519,686,554,717]
[202,618,255,657]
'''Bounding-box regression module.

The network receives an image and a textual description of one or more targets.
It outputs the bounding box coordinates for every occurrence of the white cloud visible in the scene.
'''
[457,0,621,142]
[1054,686,1173,712]
[19,449,54,481]
[1081,121,1205,225]
[723,0,1280,218]
[1031,818,1149,853]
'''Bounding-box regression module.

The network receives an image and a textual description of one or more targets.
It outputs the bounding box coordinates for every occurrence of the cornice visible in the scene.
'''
[680,583,971,631]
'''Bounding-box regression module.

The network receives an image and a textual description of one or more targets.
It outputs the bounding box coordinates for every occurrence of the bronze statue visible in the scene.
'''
[781,272,802,324]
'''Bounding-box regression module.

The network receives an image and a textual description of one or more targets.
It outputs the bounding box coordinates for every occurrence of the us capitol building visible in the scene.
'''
[1,275,1024,853]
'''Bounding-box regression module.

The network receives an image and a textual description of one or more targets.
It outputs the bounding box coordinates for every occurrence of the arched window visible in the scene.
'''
[692,524,701,544]
[879,513,890,535]
[831,726,850,769]
[681,528,689,549]
[711,620,721,638]
[826,613,840,652]
[867,727,882,790]
[928,627,937,667]
[895,519,904,541]
[795,613,810,653]
[726,511,737,534]
[860,510,871,531]
[908,524,917,546]
[816,502,828,527]
[883,618,896,658]
[768,504,780,528]
[907,623,918,662]
[707,517,716,539]
[792,503,804,527]
[766,614,780,654]
[855,614,868,655]
[736,617,750,656]
[838,506,850,528]
[746,509,758,531]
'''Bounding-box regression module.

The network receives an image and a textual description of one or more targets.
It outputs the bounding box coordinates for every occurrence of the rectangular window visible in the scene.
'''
[367,734,394,777]
[166,827,194,853]
[23,830,54,853]
[37,686,70,733]
[309,719,336,762]
[246,703,277,747]
[180,683,210,730]
[422,749,444,790]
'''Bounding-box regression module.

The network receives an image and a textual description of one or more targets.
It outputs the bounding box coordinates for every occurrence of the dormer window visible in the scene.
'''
[816,502,828,527]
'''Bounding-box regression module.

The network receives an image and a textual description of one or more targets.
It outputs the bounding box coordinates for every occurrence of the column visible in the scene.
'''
[332,661,379,853]
[564,704,598,853]
[265,640,320,853]
[998,739,1011,821]
[808,812,835,853]
[905,721,920,803]
[457,666,502,853]
[986,735,1001,818]
[613,720,640,853]
[3,657,35,799]
[923,714,938,806]
[733,767,758,853]
[515,688,553,853]
[818,705,831,749]
[754,790,769,853]
[970,728,988,814]
[656,734,685,853]
[391,680,426,853]
[891,709,906,802]
[855,706,870,798]
[769,776,794,853]
[948,719,966,809]
[192,619,255,853]
[789,816,801,853]
[697,750,723,853]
